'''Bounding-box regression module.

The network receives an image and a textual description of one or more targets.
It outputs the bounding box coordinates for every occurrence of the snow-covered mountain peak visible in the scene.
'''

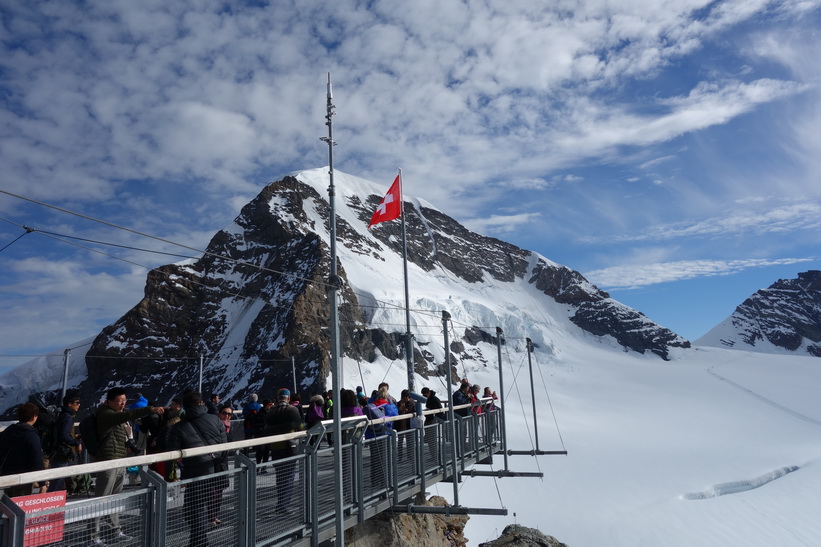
[697,270,821,356]
[1,169,689,411]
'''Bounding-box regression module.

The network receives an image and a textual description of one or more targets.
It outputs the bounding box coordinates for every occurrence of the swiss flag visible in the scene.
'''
[368,175,402,228]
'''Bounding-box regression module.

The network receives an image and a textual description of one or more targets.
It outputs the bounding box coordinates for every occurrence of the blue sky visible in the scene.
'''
[1,0,820,366]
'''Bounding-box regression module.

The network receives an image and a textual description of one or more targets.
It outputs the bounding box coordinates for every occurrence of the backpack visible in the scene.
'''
[243,408,259,432]
[364,403,387,436]
[78,411,110,457]
[28,394,60,457]
[253,407,268,433]
[305,402,324,425]
[66,473,92,496]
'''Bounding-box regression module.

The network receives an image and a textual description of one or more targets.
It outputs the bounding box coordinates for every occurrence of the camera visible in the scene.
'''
[125,438,140,456]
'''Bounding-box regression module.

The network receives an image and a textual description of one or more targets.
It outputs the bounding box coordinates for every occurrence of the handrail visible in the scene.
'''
[0,404,490,489]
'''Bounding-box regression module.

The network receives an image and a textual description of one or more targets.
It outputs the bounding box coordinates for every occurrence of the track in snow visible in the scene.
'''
[683,466,800,500]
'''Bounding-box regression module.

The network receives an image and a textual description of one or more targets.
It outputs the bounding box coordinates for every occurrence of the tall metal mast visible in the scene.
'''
[399,168,415,393]
[320,72,345,546]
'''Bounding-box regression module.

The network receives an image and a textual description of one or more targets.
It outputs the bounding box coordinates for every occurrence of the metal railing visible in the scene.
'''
[0,405,501,547]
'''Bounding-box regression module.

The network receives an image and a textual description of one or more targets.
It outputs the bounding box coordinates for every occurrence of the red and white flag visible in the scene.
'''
[368,174,402,228]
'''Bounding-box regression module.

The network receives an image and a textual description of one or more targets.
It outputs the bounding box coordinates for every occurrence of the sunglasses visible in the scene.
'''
[219,411,233,417]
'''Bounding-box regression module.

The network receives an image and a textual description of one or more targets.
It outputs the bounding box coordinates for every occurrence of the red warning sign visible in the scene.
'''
[11,491,66,547]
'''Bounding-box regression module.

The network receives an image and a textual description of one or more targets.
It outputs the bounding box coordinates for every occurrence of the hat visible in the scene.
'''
[276,388,291,400]
[250,393,258,402]
[356,386,363,392]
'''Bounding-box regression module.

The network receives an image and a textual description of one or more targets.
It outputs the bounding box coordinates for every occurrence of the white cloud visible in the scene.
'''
[608,202,821,242]
[586,257,816,289]
[1,0,820,354]
[463,213,543,236]
[0,256,148,353]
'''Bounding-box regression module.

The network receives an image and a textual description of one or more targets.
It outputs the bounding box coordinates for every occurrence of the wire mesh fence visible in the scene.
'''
[20,486,152,547]
[254,453,307,545]
[1,408,502,547]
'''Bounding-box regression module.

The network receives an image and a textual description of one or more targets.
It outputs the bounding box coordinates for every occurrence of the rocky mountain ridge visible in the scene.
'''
[1,168,690,410]
[697,270,821,356]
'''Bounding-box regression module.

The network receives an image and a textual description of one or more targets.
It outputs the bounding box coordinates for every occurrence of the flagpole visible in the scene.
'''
[399,168,415,393]
[321,72,344,546]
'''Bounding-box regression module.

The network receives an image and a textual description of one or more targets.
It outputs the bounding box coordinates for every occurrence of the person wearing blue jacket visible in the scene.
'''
[365,387,398,490]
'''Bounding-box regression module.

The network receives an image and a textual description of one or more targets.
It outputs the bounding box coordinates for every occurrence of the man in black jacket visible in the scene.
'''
[263,388,303,513]
[48,393,83,493]
[0,403,45,498]
[167,391,227,547]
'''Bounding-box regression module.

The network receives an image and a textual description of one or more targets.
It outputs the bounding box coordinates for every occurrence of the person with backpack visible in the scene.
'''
[209,404,235,525]
[0,402,45,498]
[263,388,304,514]
[85,387,165,546]
[290,393,305,421]
[452,381,471,417]
[424,388,444,424]
[364,386,399,489]
[166,391,227,547]
[355,386,368,408]
[48,393,83,493]
[323,391,335,447]
[254,399,273,468]
[423,388,444,461]
[305,394,325,430]
[394,389,415,459]
[241,394,262,454]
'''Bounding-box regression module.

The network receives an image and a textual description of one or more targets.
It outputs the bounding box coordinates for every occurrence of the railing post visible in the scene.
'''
[235,451,256,547]
[0,494,25,547]
[417,419,426,495]
[302,426,324,545]
[390,430,400,506]
[496,326,509,472]
[140,468,167,547]
[61,348,70,402]
[355,432,366,523]
[442,310,460,506]
[526,338,541,451]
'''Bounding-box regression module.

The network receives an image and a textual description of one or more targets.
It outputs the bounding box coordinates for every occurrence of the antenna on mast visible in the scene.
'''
[319,72,344,546]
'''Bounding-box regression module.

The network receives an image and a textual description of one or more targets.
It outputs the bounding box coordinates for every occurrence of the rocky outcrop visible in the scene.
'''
[530,259,690,360]
[345,495,469,547]
[478,524,568,547]
[698,270,821,356]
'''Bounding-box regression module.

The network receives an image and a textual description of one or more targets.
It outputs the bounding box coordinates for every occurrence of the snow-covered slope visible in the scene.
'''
[697,270,821,357]
[455,342,821,546]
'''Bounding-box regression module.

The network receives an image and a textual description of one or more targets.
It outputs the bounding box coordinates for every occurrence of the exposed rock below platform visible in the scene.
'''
[345,495,469,547]
[478,524,568,547]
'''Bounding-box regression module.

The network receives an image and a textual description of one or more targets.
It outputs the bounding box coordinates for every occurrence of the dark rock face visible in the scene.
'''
[69,171,690,405]
[478,524,568,547]
[529,259,690,360]
[349,194,531,284]
[704,270,821,356]
[83,177,339,403]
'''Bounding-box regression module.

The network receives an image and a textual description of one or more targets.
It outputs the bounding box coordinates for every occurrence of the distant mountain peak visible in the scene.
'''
[697,270,821,356]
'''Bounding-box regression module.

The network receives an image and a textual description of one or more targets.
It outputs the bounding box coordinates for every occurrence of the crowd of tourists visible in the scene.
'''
[0,380,498,546]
